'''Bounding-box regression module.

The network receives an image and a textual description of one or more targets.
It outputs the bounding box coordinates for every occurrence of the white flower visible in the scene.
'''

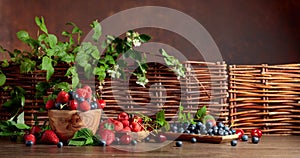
[132,32,139,38]
[133,39,141,47]
[126,37,132,43]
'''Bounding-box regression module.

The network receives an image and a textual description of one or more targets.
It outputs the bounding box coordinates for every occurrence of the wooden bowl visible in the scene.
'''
[48,109,101,142]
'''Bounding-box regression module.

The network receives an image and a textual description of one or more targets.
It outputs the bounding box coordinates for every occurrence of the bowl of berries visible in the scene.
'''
[46,85,105,142]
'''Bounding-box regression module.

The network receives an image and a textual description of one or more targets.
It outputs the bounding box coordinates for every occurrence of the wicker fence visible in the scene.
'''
[229,64,300,135]
[2,61,300,135]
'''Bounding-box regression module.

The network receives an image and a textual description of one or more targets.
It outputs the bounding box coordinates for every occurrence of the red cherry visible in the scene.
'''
[120,134,132,145]
[155,134,167,143]
[24,133,36,144]
[251,129,263,138]
[118,112,129,121]
[235,129,244,139]
[97,99,106,109]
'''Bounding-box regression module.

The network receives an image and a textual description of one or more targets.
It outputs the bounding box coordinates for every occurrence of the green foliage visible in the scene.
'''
[153,110,170,132]
[2,86,26,120]
[177,104,196,124]
[68,128,99,146]
[0,119,30,137]
[160,49,186,79]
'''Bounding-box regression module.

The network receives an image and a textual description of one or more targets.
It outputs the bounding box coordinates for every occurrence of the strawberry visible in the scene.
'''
[40,130,60,145]
[30,126,42,137]
[112,120,123,132]
[121,120,130,127]
[98,129,115,145]
[83,85,92,99]
[130,121,142,132]
[24,133,36,144]
[79,100,91,111]
[68,100,78,110]
[97,99,106,109]
[120,134,132,145]
[56,90,70,103]
[45,100,55,110]
[76,88,87,98]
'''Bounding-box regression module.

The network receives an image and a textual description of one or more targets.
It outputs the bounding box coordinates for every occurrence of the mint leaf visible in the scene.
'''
[90,20,102,42]
[15,123,30,130]
[0,71,6,86]
[68,128,96,146]
[16,31,30,42]
[139,34,151,42]
[41,56,54,81]
[35,16,48,34]
[195,106,206,120]
[47,34,58,48]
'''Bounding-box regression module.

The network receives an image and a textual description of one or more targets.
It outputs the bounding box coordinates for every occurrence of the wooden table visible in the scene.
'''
[0,136,299,157]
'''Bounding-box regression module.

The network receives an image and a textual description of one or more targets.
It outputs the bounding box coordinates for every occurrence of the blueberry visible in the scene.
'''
[90,102,97,109]
[224,131,229,136]
[207,128,213,135]
[99,140,107,146]
[172,125,178,132]
[175,141,183,147]
[131,140,138,145]
[231,129,236,134]
[57,142,63,148]
[78,97,85,102]
[55,102,62,109]
[241,135,249,141]
[68,90,74,99]
[218,130,225,136]
[191,137,197,143]
[114,137,120,144]
[184,130,190,134]
[224,126,230,131]
[205,121,213,129]
[178,127,185,133]
[73,93,79,99]
[25,140,34,147]
[252,136,260,144]
[144,136,150,142]
[231,140,238,146]
[217,122,224,129]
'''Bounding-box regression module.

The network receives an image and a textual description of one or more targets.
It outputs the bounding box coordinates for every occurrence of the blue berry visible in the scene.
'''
[175,141,183,147]
[241,135,249,141]
[131,140,138,145]
[25,140,34,147]
[231,140,237,146]
[78,97,85,102]
[191,137,197,143]
[73,93,79,99]
[99,140,106,146]
[252,136,260,144]
[55,102,62,109]
[57,142,63,148]
[90,102,97,109]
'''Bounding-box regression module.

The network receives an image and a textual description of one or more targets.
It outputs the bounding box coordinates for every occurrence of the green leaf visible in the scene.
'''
[0,72,6,86]
[20,58,36,73]
[139,34,151,43]
[90,20,102,42]
[195,106,206,120]
[16,30,30,42]
[35,16,48,34]
[41,56,54,81]
[68,128,96,146]
[15,123,30,130]
[47,34,58,48]
[53,82,70,91]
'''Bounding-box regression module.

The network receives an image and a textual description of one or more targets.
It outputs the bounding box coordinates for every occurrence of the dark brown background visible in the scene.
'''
[0,0,299,64]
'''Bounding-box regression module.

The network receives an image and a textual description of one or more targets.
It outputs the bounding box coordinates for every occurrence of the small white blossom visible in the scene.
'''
[132,32,139,38]
[133,39,141,47]
[126,37,132,43]
[126,32,131,37]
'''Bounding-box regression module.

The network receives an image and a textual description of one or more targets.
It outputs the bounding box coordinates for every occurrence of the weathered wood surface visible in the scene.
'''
[0,136,299,157]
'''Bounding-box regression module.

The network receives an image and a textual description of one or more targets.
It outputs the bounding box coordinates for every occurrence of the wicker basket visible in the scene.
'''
[229,63,300,135]
[48,109,102,142]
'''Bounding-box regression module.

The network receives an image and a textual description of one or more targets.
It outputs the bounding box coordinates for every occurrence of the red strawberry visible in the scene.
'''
[76,88,87,98]
[79,100,91,111]
[97,99,106,109]
[120,134,132,145]
[121,120,130,127]
[68,100,78,110]
[112,120,123,132]
[98,129,115,145]
[45,100,55,110]
[24,133,36,144]
[40,130,59,145]
[83,85,92,93]
[30,126,42,137]
[56,90,70,103]
[130,122,142,132]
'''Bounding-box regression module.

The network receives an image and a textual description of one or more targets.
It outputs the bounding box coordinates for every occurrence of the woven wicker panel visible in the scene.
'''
[101,62,182,121]
[183,61,229,124]
[229,64,300,135]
